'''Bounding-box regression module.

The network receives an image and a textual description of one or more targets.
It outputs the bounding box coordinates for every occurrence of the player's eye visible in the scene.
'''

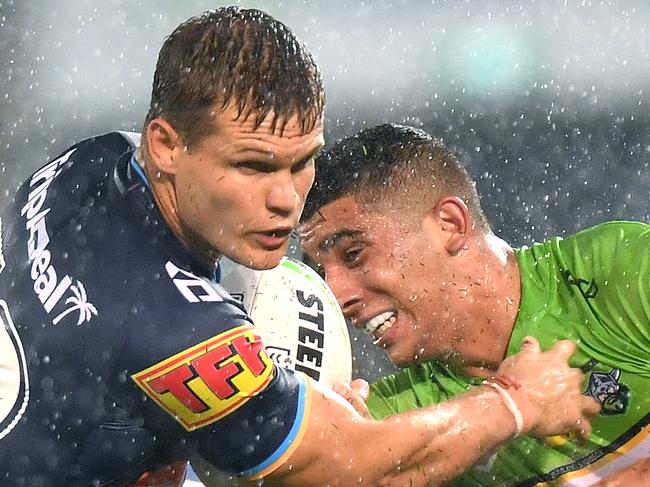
[342,246,364,266]
[291,156,315,174]
[234,160,274,174]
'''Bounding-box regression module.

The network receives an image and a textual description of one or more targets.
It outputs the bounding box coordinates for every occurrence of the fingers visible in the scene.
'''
[332,381,373,419]
[576,416,592,441]
[350,378,370,402]
[583,395,602,417]
[518,336,579,361]
[569,367,586,389]
[549,339,577,360]
[574,396,600,442]
[503,336,601,440]
[332,382,351,398]
[520,336,541,352]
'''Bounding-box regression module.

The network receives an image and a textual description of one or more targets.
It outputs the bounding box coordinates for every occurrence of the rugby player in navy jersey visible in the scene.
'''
[0,7,599,487]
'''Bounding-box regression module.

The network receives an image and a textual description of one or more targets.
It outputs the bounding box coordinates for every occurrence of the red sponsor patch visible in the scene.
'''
[132,325,273,431]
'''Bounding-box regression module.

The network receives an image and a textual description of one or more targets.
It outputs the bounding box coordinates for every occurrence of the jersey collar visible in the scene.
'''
[112,148,219,281]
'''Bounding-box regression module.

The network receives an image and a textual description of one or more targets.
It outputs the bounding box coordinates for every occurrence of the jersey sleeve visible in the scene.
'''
[120,290,312,478]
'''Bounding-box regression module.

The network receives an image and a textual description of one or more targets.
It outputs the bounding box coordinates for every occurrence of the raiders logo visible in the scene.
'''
[585,365,630,416]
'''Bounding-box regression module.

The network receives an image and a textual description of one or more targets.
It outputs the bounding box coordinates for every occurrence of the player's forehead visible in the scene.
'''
[202,104,325,163]
[299,196,383,256]
[216,103,324,154]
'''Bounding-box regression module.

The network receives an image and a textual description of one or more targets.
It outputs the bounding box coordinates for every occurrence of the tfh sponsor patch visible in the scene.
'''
[132,325,273,431]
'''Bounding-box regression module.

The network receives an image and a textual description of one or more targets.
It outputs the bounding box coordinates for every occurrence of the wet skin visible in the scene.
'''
[300,195,486,367]
[144,104,324,270]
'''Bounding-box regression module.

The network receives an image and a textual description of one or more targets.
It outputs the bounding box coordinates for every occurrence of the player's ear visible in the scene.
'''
[145,118,182,175]
[422,196,470,255]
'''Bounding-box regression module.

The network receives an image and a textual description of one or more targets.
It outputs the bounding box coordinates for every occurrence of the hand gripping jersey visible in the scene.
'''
[0,133,311,486]
[367,222,650,486]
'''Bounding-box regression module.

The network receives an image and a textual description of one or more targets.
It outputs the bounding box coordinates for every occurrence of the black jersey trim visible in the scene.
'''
[516,411,650,486]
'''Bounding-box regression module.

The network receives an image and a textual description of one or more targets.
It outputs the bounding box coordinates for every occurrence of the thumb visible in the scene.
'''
[350,378,370,401]
[333,380,373,419]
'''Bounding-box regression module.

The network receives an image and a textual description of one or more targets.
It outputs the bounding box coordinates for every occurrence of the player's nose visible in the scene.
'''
[325,267,364,324]
[266,171,300,216]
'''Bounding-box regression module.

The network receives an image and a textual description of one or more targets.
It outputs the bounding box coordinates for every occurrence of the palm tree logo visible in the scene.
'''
[53,281,98,326]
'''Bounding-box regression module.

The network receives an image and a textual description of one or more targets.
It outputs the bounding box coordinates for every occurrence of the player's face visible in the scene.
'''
[300,196,464,367]
[172,105,324,270]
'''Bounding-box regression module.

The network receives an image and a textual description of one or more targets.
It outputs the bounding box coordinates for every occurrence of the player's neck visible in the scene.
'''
[452,234,521,375]
[144,163,220,270]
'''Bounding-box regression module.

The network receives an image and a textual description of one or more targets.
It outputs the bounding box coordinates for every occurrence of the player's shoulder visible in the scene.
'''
[548,221,650,282]
[56,131,138,161]
[119,256,254,369]
[517,221,649,265]
[11,131,137,218]
[566,220,650,242]
[559,220,650,256]
[35,131,137,178]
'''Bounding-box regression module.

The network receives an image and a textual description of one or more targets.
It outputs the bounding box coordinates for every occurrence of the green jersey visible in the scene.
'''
[367,221,650,486]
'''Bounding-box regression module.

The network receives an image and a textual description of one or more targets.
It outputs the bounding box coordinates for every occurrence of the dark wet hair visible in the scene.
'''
[303,123,489,230]
[143,7,325,147]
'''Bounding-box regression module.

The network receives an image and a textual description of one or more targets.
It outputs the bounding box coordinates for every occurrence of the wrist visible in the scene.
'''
[482,376,534,437]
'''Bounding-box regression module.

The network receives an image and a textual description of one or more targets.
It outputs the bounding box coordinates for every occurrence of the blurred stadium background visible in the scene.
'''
[1,0,649,380]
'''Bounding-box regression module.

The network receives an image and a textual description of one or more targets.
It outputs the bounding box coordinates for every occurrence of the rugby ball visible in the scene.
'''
[218,257,352,387]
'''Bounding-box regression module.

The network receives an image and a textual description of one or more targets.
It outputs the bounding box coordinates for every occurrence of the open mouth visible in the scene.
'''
[264,228,292,238]
[255,228,293,249]
[362,310,397,344]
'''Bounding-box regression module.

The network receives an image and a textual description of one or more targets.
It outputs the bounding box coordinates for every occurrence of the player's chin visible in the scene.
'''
[250,256,284,270]
[382,341,422,368]
[231,245,288,271]
[381,344,409,368]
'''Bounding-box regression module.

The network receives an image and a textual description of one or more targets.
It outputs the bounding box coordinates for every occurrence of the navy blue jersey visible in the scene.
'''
[0,132,311,486]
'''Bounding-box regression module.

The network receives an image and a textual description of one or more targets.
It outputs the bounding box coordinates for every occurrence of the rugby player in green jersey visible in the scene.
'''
[300,124,650,486]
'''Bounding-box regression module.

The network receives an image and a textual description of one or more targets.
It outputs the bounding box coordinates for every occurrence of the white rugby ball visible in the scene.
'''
[218,257,352,387]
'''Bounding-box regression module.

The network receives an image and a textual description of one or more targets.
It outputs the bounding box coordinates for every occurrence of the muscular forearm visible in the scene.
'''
[364,385,518,486]
[271,382,519,487]
[271,339,597,487]
[364,387,515,486]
